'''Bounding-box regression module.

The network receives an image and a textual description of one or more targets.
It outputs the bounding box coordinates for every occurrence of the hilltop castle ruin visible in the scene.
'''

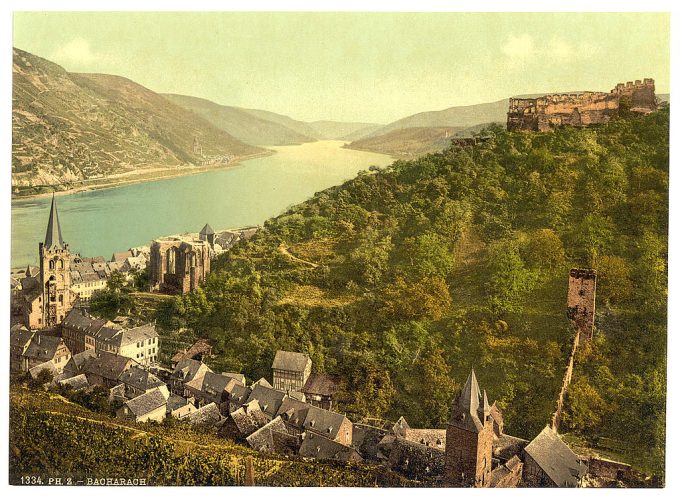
[507,79,657,132]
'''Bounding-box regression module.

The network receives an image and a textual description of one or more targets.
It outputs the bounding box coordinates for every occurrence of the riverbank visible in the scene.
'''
[11,150,275,201]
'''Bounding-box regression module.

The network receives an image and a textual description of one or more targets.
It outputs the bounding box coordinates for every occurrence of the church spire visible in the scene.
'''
[44,194,65,250]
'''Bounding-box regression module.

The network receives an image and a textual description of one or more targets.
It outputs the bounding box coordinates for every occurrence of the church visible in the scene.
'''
[19,195,76,330]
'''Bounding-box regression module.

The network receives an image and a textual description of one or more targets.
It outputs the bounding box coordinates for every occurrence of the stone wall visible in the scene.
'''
[507,79,657,132]
[444,422,494,487]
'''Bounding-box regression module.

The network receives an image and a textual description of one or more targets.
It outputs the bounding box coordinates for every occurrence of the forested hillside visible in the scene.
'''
[159,108,668,475]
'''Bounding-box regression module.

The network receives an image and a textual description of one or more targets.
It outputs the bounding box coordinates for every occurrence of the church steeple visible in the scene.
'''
[44,194,65,250]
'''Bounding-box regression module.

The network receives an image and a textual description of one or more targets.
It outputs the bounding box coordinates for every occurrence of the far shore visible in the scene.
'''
[11,149,275,202]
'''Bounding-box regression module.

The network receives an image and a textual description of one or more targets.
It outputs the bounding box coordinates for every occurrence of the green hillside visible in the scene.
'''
[159,108,668,476]
[12,48,263,189]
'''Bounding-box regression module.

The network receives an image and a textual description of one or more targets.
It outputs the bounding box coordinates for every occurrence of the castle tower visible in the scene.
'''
[445,369,494,487]
[567,268,597,343]
[39,195,74,328]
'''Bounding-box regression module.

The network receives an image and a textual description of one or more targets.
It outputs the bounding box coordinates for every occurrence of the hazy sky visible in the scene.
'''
[13,12,670,123]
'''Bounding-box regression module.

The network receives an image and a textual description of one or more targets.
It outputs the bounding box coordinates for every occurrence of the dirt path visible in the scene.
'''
[277,243,318,268]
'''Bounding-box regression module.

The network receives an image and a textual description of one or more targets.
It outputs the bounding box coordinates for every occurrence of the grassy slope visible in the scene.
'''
[9,385,414,486]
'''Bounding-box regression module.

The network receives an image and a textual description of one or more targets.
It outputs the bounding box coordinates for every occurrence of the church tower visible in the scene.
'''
[39,195,73,328]
[444,369,495,487]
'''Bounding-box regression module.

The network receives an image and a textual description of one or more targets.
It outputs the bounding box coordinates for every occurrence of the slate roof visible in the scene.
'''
[403,428,446,449]
[200,223,215,236]
[351,424,389,462]
[228,400,270,436]
[58,374,90,392]
[29,360,59,379]
[171,339,212,363]
[10,325,34,349]
[172,359,212,383]
[524,426,587,487]
[24,335,65,362]
[448,368,490,433]
[246,385,287,418]
[124,388,167,418]
[63,309,96,331]
[493,434,529,462]
[111,250,133,262]
[182,402,223,426]
[63,350,98,375]
[246,416,293,453]
[489,455,523,488]
[299,432,362,463]
[166,394,192,413]
[186,372,241,401]
[83,352,135,381]
[229,384,253,408]
[302,405,349,441]
[222,372,246,385]
[302,373,340,397]
[118,365,165,392]
[251,377,272,389]
[276,396,312,429]
[44,194,65,250]
[272,350,311,372]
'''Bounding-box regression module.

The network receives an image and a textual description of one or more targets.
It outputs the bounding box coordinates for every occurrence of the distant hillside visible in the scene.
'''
[307,120,383,141]
[12,48,263,190]
[346,126,467,158]
[163,94,317,146]
[364,99,508,139]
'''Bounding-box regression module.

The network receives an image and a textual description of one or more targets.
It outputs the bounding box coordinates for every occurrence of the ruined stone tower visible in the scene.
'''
[567,268,597,343]
[445,369,494,487]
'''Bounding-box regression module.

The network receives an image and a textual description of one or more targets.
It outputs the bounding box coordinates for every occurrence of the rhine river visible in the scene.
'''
[11,141,392,268]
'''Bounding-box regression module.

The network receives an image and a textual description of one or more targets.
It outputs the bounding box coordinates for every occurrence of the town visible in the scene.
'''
[9,187,651,488]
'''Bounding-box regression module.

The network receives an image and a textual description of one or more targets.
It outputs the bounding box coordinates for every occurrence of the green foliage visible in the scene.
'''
[154,109,667,473]
[89,270,134,320]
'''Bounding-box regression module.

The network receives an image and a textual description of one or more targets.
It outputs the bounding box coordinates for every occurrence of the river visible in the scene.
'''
[11,140,392,268]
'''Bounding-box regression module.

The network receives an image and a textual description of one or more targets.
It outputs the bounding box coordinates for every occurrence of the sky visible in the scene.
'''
[12,12,671,124]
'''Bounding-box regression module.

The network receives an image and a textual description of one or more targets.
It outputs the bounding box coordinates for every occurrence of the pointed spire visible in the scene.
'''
[480,389,490,418]
[200,223,214,236]
[44,194,65,250]
[459,368,481,414]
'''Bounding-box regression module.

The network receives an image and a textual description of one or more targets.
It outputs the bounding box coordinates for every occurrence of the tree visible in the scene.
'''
[382,276,452,321]
[521,228,566,274]
[593,255,633,305]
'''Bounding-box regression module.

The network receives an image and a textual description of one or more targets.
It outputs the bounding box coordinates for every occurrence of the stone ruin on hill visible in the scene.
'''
[507,78,657,132]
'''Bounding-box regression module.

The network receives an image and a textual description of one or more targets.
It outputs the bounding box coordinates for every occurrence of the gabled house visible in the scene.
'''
[302,373,340,410]
[58,373,91,392]
[10,324,34,373]
[220,399,270,441]
[302,405,353,446]
[522,426,587,487]
[180,402,224,427]
[118,365,168,399]
[169,359,212,397]
[117,388,167,423]
[271,350,312,394]
[246,416,297,455]
[246,384,288,419]
[82,352,137,388]
[184,371,243,414]
[22,333,71,374]
[299,432,362,463]
[166,394,197,419]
